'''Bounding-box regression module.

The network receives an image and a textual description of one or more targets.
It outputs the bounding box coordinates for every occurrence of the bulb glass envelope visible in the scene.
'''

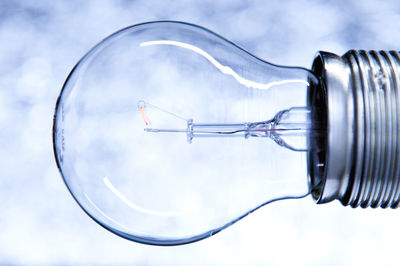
[53,21,318,245]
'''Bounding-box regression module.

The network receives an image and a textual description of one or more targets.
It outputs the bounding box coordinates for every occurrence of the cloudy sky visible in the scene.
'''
[1,0,400,265]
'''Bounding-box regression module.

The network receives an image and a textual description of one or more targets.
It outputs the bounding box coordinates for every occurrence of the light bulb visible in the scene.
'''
[53,21,400,245]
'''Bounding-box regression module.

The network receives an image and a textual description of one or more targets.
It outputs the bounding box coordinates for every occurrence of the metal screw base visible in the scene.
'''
[309,50,400,208]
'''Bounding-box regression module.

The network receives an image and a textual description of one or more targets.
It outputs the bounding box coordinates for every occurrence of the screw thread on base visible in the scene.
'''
[310,50,400,208]
[343,50,400,208]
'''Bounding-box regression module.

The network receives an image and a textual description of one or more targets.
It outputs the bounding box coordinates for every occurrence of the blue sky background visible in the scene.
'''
[1,0,400,265]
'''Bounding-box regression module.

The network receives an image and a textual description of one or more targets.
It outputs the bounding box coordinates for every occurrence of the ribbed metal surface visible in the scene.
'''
[342,50,400,208]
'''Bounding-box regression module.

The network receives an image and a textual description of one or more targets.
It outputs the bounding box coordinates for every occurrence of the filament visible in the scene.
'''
[139,107,150,125]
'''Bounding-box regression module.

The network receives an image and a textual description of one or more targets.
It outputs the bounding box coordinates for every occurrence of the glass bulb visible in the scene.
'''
[53,21,320,245]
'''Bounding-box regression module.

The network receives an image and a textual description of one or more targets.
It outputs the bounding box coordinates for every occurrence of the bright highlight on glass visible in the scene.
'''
[53,21,320,245]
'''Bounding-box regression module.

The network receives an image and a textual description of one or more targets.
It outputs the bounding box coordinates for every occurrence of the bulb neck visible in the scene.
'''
[309,50,400,208]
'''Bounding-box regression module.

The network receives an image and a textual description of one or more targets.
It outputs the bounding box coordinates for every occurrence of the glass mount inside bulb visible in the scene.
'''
[138,100,311,151]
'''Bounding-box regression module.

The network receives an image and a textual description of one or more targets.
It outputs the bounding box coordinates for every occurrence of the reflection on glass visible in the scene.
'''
[53,21,318,245]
